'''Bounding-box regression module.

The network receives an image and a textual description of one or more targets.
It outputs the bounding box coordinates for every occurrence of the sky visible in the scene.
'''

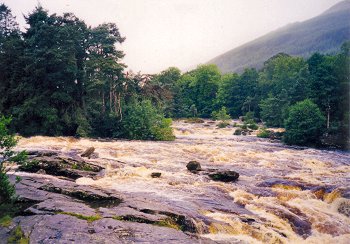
[3,0,344,73]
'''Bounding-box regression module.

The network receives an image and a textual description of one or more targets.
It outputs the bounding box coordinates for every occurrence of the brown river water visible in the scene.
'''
[16,120,350,243]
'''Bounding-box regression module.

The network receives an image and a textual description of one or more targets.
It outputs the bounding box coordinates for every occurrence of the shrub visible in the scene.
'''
[257,128,271,138]
[244,111,254,121]
[217,122,230,128]
[234,128,242,135]
[212,107,231,122]
[151,118,175,141]
[240,124,248,130]
[248,123,259,130]
[120,100,175,141]
[284,99,326,146]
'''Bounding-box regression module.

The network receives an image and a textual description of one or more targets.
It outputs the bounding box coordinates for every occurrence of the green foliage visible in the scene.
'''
[257,128,271,138]
[151,118,175,141]
[0,215,12,227]
[120,100,174,141]
[7,225,29,244]
[0,116,26,207]
[174,64,221,118]
[217,122,230,128]
[240,124,247,130]
[233,128,242,135]
[284,100,326,146]
[247,123,258,130]
[259,94,288,127]
[212,107,231,122]
[0,3,348,148]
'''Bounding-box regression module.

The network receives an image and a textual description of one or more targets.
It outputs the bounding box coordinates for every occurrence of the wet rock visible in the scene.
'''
[184,118,205,123]
[311,186,326,199]
[92,169,106,180]
[151,172,161,178]
[8,214,214,244]
[36,169,46,174]
[186,161,201,172]
[81,147,95,158]
[19,154,103,180]
[208,171,239,182]
[12,174,122,211]
[38,182,122,208]
[26,150,59,157]
[257,178,304,189]
[337,200,350,217]
[264,205,312,238]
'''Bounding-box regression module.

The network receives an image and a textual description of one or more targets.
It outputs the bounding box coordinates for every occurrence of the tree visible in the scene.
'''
[259,91,289,127]
[0,116,26,210]
[0,3,23,115]
[284,99,326,146]
[151,67,181,117]
[187,64,221,117]
[0,3,19,38]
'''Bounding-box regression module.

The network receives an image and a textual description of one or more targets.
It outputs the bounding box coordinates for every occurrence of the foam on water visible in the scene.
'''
[16,120,350,243]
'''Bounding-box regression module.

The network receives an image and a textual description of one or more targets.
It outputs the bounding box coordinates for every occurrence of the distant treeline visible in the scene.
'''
[0,4,349,148]
[154,47,349,148]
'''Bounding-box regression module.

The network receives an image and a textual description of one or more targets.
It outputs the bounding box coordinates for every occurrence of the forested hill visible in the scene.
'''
[208,0,350,73]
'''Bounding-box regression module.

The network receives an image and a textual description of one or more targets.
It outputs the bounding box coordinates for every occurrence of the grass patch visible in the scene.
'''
[154,218,181,230]
[217,122,230,128]
[58,212,102,223]
[7,226,29,244]
[0,215,12,227]
[112,215,181,231]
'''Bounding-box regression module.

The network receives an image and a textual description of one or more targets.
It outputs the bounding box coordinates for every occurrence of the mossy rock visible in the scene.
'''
[208,171,239,182]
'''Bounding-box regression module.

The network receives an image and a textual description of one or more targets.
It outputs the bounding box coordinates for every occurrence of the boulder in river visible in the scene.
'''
[81,147,95,158]
[151,172,161,178]
[186,161,201,172]
[208,171,239,182]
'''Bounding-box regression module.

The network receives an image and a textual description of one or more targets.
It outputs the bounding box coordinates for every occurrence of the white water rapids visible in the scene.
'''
[16,120,350,243]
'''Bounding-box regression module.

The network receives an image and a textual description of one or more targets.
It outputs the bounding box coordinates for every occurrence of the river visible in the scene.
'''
[16,120,350,243]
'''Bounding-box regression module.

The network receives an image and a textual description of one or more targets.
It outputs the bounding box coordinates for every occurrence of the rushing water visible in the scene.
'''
[16,120,350,243]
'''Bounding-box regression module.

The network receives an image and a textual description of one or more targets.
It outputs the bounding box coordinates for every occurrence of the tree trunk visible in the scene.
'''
[327,105,330,129]
[102,90,105,114]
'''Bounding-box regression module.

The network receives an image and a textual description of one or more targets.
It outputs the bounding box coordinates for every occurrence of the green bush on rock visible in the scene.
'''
[119,100,175,141]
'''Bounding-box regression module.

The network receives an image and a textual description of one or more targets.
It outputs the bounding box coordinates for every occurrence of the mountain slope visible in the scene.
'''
[208,0,350,73]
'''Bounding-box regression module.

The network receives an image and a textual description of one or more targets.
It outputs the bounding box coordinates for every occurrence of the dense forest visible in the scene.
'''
[0,4,349,149]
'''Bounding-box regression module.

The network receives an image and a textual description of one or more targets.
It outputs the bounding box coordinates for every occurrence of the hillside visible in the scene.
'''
[208,0,350,73]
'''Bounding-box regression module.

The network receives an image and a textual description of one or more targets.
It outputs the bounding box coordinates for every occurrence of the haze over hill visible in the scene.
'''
[208,0,350,73]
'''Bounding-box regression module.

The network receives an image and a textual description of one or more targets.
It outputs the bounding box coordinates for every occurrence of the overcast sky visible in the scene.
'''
[3,0,343,73]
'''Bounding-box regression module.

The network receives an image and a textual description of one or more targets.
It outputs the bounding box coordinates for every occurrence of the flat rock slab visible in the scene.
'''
[2,215,215,244]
